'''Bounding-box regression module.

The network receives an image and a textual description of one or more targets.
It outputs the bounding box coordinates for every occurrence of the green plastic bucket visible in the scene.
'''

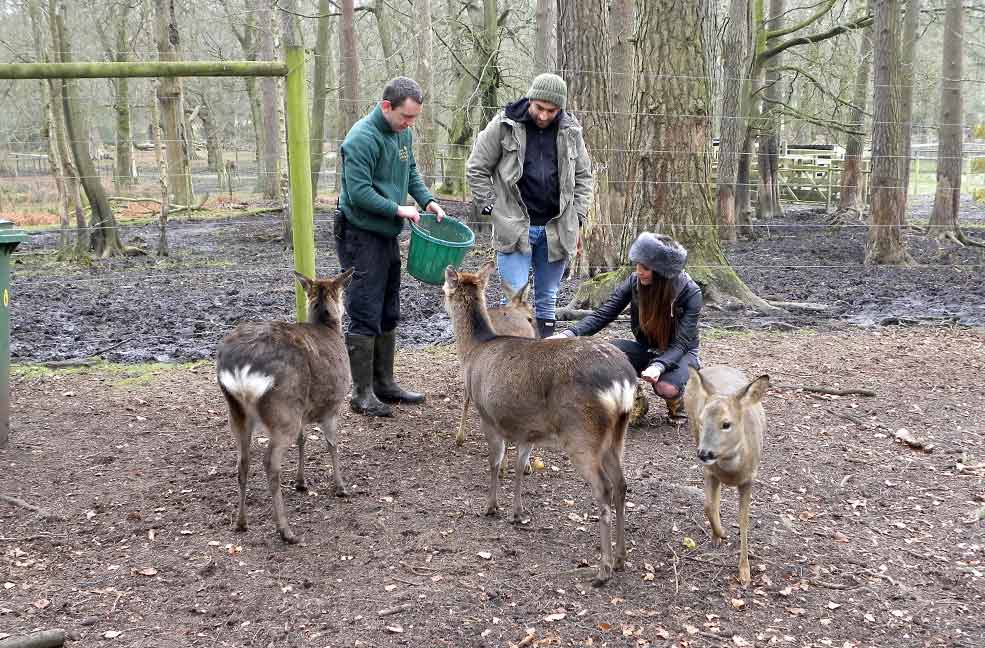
[407,212,475,285]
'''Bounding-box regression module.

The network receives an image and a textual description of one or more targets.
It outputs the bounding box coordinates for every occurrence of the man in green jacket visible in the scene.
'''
[335,77,446,417]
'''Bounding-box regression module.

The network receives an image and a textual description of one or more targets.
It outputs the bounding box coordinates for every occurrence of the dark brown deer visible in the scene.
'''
[455,282,536,447]
[216,269,354,544]
[444,261,638,586]
[684,365,769,585]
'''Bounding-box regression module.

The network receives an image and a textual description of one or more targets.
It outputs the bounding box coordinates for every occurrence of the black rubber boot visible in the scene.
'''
[346,334,392,417]
[535,318,556,339]
[373,330,425,404]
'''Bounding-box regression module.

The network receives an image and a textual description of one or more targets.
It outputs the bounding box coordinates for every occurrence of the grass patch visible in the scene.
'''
[12,359,210,385]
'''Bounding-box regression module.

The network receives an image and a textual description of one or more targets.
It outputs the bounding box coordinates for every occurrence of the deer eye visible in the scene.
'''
[721,421,732,430]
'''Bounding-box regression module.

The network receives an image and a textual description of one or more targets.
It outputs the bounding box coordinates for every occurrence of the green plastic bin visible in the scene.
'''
[407,213,475,285]
[0,221,27,449]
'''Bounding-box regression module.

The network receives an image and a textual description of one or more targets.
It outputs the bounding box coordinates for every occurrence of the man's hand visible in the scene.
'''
[396,205,420,224]
[426,201,446,222]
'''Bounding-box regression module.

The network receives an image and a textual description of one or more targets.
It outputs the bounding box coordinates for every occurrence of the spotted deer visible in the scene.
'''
[216,269,353,544]
[444,261,638,586]
[684,365,769,585]
[455,282,536,447]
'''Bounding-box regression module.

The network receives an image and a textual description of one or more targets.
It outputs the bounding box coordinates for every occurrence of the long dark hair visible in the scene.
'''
[637,275,675,351]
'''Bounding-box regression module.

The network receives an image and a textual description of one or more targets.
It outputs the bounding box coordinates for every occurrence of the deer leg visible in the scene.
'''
[737,483,753,585]
[602,447,628,571]
[319,412,348,497]
[579,461,614,587]
[295,426,307,492]
[511,443,533,523]
[456,392,470,447]
[483,422,505,517]
[264,437,298,544]
[704,471,725,542]
[228,400,251,533]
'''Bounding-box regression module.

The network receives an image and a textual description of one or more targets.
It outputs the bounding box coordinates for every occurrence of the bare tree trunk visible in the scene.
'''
[833,7,873,223]
[898,0,919,204]
[154,0,194,206]
[337,0,360,190]
[55,3,121,257]
[756,0,784,222]
[630,0,773,309]
[865,0,911,265]
[112,10,135,191]
[414,0,436,188]
[736,130,754,235]
[716,0,749,242]
[473,0,500,126]
[221,0,263,190]
[373,0,396,77]
[309,0,334,196]
[196,101,224,172]
[608,0,634,259]
[533,0,557,74]
[559,1,616,276]
[441,0,481,196]
[258,3,282,200]
[927,0,978,246]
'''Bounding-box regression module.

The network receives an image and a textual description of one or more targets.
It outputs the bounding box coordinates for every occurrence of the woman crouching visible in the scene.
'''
[549,233,702,418]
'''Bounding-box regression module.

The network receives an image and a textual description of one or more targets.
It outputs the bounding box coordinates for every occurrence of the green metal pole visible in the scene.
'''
[0,61,288,80]
[284,46,316,322]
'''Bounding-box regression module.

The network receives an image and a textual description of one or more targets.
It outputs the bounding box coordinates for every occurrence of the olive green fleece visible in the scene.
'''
[338,104,434,238]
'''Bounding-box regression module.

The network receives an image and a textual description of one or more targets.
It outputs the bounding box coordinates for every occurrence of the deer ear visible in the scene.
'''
[293,271,313,293]
[444,265,460,288]
[478,259,496,285]
[686,366,707,399]
[738,374,770,406]
[336,267,355,288]
[515,281,531,305]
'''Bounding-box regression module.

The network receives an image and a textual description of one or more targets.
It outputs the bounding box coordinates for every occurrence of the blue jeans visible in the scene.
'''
[496,226,567,320]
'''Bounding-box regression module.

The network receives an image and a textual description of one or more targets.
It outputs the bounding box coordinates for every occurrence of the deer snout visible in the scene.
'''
[697,448,718,465]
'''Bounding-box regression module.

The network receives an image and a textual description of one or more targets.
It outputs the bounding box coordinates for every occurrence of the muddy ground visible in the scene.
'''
[2,200,985,647]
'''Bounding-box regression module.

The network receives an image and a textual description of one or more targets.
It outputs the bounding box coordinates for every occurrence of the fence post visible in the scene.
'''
[284,46,315,322]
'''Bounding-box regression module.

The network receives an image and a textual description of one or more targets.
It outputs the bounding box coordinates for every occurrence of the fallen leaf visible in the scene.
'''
[682,536,697,550]
[731,598,746,609]
[684,624,699,635]
[827,602,841,610]
[543,613,566,622]
[135,567,158,576]
[384,584,397,592]
[477,551,492,560]
[654,626,670,639]
[568,513,584,523]
[786,607,806,616]
[32,599,50,609]
[831,530,849,543]
[385,624,403,634]
[733,636,752,647]
[103,630,123,639]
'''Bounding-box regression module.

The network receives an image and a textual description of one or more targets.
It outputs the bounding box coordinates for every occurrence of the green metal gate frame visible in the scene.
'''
[0,56,316,322]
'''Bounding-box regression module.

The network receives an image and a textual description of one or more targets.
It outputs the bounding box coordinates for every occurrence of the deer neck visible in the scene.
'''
[450,293,497,358]
[306,305,343,335]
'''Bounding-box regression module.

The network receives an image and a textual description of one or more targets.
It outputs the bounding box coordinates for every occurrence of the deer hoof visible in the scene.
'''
[614,554,627,571]
[485,504,499,517]
[523,462,533,476]
[454,433,465,447]
[592,566,613,588]
[738,563,751,586]
[335,483,350,498]
[235,520,248,533]
[510,510,530,525]
[295,481,308,492]
[280,529,299,545]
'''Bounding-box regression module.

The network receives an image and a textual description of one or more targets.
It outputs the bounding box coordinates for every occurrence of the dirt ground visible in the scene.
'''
[2,200,985,647]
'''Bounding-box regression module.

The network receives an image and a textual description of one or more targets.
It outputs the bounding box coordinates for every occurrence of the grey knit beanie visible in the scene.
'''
[629,233,688,278]
[526,73,567,110]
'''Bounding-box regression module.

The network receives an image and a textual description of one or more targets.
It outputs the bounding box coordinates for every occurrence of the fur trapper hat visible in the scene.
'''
[628,232,688,278]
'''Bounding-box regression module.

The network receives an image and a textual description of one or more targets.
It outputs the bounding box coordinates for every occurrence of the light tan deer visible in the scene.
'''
[444,261,638,586]
[455,282,536,448]
[216,269,353,544]
[684,365,769,585]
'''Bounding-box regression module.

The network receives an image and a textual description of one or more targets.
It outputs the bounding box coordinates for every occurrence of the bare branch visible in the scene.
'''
[765,0,838,41]
[758,13,873,63]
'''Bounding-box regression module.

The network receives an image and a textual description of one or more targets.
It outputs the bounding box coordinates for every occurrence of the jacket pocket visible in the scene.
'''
[497,136,522,184]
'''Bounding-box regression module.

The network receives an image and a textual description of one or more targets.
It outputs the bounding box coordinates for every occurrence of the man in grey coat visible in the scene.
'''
[466,73,593,338]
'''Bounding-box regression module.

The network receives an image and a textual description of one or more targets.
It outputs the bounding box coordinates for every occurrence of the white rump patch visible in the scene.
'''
[218,365,275,403]
[597,379,635,415]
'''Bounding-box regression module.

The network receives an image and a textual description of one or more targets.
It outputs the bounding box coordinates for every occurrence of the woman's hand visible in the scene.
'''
[641,362,666,383]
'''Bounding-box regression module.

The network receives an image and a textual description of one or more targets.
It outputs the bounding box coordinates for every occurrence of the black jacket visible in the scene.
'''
[570,272,703,369]
[504,98,561,227]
